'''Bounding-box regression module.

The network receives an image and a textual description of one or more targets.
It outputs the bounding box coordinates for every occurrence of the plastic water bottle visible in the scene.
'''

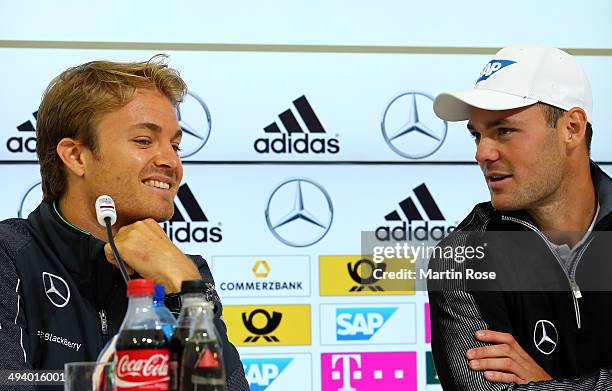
[153,284,177,341]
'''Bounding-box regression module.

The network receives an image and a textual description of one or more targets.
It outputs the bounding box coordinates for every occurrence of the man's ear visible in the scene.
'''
[563,108,588,151]
[56,138,87,177]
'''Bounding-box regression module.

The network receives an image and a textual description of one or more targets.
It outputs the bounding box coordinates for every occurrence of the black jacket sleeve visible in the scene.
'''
[427,231,612,391]
[0,247,35,390]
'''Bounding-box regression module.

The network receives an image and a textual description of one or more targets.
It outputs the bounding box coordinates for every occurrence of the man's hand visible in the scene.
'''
[104,219,201,293]
[466,330,552,384]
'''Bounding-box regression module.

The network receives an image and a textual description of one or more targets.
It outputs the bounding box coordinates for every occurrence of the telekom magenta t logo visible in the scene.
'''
[321,352,416,391]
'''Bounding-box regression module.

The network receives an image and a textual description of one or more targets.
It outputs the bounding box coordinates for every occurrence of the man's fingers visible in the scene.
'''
[469,358,521,375]
[483,371,523,384]
[103,243,134,275]
[474,330,532,362]
[466,344,513,359]
[475,330,515,344]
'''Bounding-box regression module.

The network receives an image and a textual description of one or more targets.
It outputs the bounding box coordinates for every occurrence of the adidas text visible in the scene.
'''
[254,133,340,154]
[375,221,456,241]
[162,221,222,243]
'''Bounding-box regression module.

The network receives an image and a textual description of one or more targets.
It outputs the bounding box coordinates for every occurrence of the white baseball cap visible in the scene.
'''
[433,44,593,123]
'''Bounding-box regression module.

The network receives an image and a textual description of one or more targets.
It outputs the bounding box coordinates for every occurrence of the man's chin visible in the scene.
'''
[491,198,524,212]
[128,205,174,223]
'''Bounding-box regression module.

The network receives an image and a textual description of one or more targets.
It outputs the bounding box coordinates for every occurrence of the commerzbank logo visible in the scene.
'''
[253,260,271,278]
[213,255,310,298]
[162,183,222,243]
[375,183,456,241]
[265,178,333,247]
[381,91,447,159]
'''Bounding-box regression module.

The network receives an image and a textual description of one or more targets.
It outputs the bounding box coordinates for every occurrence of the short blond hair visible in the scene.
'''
[36,54,187,201]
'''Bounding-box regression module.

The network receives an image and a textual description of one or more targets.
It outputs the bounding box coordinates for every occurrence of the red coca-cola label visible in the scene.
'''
[115,349,170,390]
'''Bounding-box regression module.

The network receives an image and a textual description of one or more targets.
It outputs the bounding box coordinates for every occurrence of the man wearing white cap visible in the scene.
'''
[428,44,612,389]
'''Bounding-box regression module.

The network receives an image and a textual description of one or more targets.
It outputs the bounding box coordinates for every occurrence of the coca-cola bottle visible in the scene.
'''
[180,303,225,391]
[170,280,218,391]
[115,279,170,390]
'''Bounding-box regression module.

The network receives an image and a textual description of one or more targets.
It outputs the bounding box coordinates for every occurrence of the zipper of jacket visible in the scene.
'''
[501,215,587,329]
[99,309,109,345]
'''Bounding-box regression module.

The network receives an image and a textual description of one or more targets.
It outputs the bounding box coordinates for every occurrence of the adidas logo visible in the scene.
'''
[254,95,340,154]
[161,184,222,243]
[8,111,38,153]
[376,183,456,241]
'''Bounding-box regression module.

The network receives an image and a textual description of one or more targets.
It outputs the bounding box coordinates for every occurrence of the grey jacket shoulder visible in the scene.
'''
[434,201,495,251]
[0,218,32,260]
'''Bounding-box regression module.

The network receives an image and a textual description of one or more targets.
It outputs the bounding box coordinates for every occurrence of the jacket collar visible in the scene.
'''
[591,162,612,227]
[28,201,121,308]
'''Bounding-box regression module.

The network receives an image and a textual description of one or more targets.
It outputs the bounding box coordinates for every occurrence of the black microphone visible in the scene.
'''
[95,195,130,283]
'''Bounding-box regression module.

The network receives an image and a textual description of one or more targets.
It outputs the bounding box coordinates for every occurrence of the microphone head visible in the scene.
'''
[95,195,117,226]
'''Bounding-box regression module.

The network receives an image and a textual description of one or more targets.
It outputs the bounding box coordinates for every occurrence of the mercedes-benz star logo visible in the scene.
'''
[533,319,558,355]
[265,178,333,247]
[176,91,212,159]
[42,272,71,308]
[18,180,42,218]
[381,91,448,159]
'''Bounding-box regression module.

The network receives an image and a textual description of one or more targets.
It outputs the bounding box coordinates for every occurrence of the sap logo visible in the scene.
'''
[243,358,293,391]
[336,307,397,341]
[476,60,516,83]
[161,184,222,243]
[8,111,38,153]
[254,95,340,155]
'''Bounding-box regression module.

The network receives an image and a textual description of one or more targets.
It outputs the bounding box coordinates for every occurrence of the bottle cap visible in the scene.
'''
[153,284,165,301]
[127,279,154,296]
[180,279,206,294]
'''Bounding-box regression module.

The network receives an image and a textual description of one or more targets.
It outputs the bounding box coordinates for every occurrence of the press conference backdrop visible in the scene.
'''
[1,1,611,390]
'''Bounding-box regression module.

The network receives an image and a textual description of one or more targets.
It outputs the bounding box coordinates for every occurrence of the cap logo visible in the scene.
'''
[476,59,516,83]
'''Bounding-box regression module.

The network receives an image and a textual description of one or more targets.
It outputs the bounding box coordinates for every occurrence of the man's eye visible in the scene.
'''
[498,128,514,135]
[134,138,151,145]
[172,144,181,152]
[470,132,481,142]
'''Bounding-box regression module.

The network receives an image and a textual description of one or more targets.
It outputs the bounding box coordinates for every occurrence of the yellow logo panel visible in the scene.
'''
[320,255,414,296]
[224,304,311,346]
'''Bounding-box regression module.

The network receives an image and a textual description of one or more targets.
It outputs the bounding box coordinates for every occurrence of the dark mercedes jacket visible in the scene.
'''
[0,201,248,390]
[428,163,612,390]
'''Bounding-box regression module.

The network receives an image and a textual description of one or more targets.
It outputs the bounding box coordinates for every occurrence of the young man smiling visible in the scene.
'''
[428,44,612,389]
[0,56,249,390]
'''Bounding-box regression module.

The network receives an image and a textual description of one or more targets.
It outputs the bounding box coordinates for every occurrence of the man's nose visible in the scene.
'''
[475,137,500,165]
[155,143,180,169]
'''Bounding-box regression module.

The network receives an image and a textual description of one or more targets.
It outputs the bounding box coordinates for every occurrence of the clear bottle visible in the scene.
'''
[153,284,177,341]
[170,280,221,391]
[114,279,170,391]
[180,303,225,391]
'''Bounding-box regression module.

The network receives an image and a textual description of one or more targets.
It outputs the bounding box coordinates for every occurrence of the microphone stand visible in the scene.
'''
[104,217,130,283]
